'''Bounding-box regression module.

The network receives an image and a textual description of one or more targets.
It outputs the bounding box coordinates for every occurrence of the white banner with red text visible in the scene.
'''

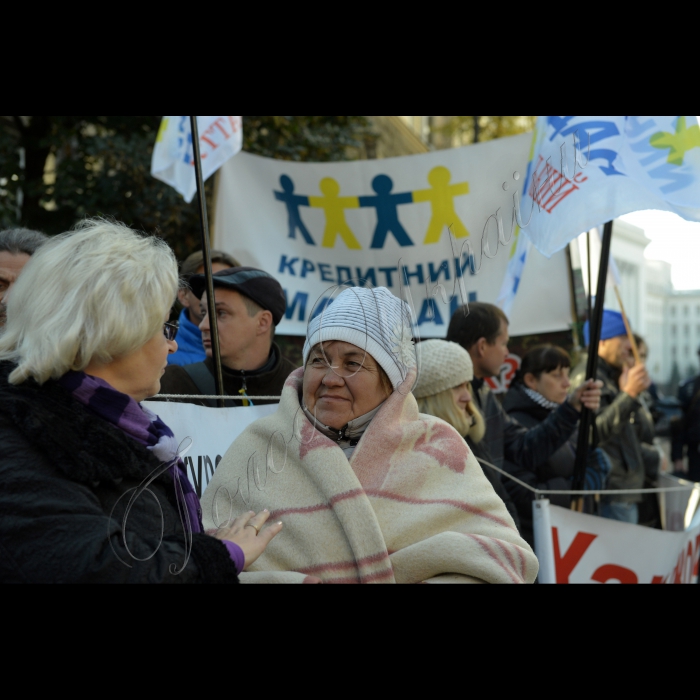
[533,499,700,584]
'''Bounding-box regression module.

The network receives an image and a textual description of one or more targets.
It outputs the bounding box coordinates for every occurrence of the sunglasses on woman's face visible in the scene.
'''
[163,321,179,341]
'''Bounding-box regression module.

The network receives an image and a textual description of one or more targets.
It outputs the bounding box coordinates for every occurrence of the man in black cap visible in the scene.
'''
[159,267,298,406]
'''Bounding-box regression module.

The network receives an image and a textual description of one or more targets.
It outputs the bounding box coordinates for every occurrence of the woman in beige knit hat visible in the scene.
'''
[413,339,521,528]
[202,286,538,583]
[413,339,485,444]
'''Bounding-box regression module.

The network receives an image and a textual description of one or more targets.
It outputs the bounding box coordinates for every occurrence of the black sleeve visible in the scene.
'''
[0,419,238,584]
[502,400,579,470]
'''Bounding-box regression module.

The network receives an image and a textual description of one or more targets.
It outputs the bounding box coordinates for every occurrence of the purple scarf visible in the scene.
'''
[58,371,203,534]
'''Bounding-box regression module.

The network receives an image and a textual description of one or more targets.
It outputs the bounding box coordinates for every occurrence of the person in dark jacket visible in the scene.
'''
[168,249,240,367]
[413,339,522,530]
[570,310,660,524]
[0,219,281,583]
[502,345,611,546]
[672,346,700,482]
[446,303,602,509]
[159,267,297,407]
[629,334,664,527]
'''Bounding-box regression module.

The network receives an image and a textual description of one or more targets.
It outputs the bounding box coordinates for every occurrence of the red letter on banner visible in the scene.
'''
[591,564,638,584]
[552,527,597,583]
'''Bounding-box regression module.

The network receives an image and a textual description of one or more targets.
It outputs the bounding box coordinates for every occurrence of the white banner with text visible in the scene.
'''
[143,401,278,498]
[534,500,700,584]
[213,134,572,337]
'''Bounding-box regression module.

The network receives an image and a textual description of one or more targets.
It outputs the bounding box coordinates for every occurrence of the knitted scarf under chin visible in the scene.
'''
[523,386,560,411]
[58,370,203,533]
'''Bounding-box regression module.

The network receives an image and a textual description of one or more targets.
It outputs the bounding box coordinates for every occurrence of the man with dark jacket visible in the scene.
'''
[672,346,700,482]
[570,310,660,524]
[447,303,601,523]
[159,267,298,407]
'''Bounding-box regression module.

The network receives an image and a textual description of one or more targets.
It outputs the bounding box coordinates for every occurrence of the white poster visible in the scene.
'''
[213,133,572,337]
[535,501,700,584]
[143,401,277,497]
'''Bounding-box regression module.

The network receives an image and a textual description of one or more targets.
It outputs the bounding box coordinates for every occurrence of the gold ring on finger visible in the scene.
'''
[245,523,260,535]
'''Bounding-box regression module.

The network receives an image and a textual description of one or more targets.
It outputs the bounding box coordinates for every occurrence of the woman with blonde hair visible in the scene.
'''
[202,286,537,583]
[0,219,279,583]
[413,339,520,529]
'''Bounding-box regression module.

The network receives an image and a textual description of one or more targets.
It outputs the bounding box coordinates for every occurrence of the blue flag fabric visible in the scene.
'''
[518,116,700,258]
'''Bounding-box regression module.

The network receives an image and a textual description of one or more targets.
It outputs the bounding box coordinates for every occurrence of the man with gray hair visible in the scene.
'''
[0,228,48,327]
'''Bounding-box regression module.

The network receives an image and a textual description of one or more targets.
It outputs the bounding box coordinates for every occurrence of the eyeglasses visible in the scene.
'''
[163,321,179,341]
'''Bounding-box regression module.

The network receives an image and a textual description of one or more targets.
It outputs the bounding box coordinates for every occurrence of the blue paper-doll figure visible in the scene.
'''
[359,174,414,249]
[274,175,315,245]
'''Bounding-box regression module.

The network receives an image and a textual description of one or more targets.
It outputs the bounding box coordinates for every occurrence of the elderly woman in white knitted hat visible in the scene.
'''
[413,339,522,529]
[202,286,538,583]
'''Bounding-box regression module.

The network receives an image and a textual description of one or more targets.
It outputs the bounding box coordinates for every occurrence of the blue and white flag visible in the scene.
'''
[519,116,700,258]
[151,116,242,203]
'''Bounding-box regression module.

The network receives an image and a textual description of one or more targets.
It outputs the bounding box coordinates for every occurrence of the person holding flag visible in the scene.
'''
[570,311,661,524]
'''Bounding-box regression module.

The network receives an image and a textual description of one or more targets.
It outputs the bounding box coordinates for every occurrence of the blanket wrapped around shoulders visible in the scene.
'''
[201,367,538,583]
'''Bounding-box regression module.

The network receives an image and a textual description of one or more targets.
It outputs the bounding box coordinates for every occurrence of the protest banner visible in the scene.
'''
[213,133,572,338]
[533,499,700,583]
[143,401,277,497]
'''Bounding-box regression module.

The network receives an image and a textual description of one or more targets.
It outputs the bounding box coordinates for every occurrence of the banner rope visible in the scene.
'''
[476,457,699,497]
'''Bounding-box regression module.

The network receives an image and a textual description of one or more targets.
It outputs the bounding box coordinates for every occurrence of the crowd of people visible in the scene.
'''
[0,218,694,584]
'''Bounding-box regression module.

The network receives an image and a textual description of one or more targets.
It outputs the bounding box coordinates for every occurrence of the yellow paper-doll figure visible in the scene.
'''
[413,166,470,244]
[309,177,362,249]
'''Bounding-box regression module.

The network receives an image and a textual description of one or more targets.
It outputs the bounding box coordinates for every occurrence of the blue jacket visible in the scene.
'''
[168,308,206,366]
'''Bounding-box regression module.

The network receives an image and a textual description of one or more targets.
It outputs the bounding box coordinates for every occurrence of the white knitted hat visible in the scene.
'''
[412,339,474,399]
[303,286,416,389]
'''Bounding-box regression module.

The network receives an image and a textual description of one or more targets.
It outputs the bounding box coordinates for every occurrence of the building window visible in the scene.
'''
[671,307,676,316]
[684,306,689,316]
[685,346,689,357]
[697,305,700,315]
[672,347,677,357]
[671,324,677,336]
[685,325,690,336]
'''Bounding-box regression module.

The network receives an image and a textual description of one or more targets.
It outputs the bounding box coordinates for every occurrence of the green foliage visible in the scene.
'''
[0,116,375,259]
[243,116,375,161]
[436,116,536,145]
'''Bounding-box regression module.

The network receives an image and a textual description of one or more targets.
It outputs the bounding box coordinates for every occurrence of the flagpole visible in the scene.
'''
[613,286,641,365]
[571,219,614,503]
[190,116,225,408]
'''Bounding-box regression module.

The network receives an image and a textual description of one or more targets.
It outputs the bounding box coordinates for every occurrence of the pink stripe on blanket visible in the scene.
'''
[325,568,395,584]
[364,489,516,530]
[296,550,390,575]
[490,537,520,578]
[269,488,366,520]
[461,533,522,583]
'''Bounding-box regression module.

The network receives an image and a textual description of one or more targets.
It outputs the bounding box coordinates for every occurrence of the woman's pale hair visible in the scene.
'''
[0,218,178,385]
[416,384,486,443]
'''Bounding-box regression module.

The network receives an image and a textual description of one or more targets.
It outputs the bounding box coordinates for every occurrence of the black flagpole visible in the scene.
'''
[190,116,225,408]
[572,220,614,498]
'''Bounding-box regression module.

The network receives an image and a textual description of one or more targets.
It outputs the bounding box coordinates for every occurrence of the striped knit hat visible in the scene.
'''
[303,286,416,389]
[412,339,474,399]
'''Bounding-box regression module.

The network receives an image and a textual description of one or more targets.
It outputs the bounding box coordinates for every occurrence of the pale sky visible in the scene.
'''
[618,209,700,290]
